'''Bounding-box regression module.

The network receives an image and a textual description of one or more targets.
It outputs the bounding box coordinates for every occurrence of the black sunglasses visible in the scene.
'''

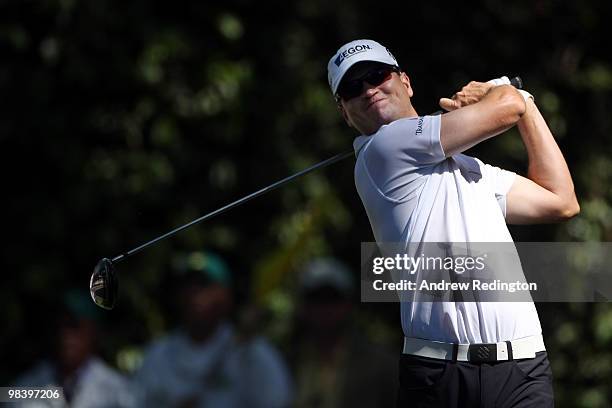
[336,65,400,101]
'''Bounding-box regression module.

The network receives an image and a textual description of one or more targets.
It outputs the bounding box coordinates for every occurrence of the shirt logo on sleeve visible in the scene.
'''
[415,116,424,135]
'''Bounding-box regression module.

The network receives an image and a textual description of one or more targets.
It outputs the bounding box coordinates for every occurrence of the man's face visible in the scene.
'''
[300,286,352,336]
[56,314,96,371]
[338,62,415,135]
[180,282,232,337]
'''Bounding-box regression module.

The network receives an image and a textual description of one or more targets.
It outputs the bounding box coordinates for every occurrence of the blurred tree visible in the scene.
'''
[2,1,611,406]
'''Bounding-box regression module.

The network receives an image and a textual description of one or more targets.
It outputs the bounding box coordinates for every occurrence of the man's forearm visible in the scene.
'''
[440,84,525,157]
[517,99,579,210]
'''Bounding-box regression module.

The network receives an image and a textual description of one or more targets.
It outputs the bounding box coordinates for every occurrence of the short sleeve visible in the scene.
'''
[358,116,446,201]
[481,163,516,217]
[366,115,445,166]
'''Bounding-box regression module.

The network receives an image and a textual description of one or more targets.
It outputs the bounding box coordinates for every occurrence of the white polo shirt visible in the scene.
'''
[354,115,542,344]
[133,324,293,408]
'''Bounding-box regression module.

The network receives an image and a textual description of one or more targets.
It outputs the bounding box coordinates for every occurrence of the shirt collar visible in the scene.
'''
[353,135,372,157]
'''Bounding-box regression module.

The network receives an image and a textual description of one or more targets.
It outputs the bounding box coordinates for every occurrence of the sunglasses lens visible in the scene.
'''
[337,67,395,101]
[366,68,393,86]
[338,80,363,100]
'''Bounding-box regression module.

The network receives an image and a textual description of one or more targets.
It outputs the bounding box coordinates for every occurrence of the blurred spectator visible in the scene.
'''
[289,258,398,408]
[13,290,133,407]
[133,251,292,408]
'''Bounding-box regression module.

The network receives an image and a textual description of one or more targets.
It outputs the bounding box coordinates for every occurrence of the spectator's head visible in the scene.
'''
[56,290,101,372]
[298,257,354,337]
[172,251,233,341]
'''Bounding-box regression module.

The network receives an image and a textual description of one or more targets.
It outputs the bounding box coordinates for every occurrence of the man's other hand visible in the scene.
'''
[439,81,495,111]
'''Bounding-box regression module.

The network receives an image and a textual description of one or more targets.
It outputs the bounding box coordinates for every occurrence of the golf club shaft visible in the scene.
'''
[111,76,522,264]
[111,150,354,263]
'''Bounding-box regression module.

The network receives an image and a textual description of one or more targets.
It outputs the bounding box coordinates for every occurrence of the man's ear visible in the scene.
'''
[400,72,414,98]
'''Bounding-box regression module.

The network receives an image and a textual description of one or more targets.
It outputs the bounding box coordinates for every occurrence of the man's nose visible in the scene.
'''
[363,83,378,97]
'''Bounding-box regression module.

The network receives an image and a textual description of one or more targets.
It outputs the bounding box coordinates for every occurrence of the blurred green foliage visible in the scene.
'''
[2,0,611,405]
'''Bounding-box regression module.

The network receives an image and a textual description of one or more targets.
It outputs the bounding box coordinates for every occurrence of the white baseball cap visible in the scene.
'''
[299,257,354,295]
[327,39,399,95]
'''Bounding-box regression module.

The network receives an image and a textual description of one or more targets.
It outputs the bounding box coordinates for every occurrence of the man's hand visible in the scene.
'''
[439,84,525,157]
[439,81,495,111]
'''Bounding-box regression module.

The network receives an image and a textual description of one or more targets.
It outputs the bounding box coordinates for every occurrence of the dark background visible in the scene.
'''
[2,1,611,406]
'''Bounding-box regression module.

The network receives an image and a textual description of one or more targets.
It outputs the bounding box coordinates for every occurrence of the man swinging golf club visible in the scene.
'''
[328,39,579,407]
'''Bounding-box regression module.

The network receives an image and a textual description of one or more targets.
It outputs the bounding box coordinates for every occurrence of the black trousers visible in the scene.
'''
[396,351,554,408]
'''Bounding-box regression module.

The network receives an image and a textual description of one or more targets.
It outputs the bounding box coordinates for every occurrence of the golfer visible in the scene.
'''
[328,39,579,407]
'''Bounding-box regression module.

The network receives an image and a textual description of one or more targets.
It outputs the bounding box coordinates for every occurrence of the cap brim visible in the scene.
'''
[331,57,398,95]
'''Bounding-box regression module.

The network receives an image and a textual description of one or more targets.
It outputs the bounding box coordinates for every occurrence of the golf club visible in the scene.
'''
[90,76,523,309]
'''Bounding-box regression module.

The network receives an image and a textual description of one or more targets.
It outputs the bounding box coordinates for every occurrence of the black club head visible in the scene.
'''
[90,258,118,310]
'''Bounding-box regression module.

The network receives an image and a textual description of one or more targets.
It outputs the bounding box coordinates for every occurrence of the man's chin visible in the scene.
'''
[355,111,398,134]
[361,120,389,135]
[374,112,397,128]
[370,104,398,120]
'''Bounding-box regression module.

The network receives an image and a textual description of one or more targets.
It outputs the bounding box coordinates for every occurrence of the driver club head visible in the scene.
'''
[90,258,118,310]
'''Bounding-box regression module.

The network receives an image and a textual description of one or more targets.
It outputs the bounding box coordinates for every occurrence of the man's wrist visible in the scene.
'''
[487,76,534,102]
[518,89,534,103]
[487,76,511,86]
